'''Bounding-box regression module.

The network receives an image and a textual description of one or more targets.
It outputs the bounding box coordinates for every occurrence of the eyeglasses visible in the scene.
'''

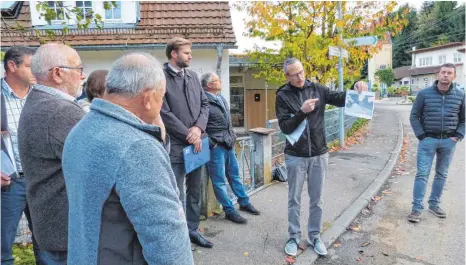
[49,66,84,75]
[286,70,304,79]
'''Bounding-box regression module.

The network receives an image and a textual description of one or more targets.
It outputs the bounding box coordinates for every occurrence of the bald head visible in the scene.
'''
[105,52,165,97]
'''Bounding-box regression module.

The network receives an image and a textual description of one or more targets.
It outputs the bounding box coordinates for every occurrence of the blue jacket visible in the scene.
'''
[410,81,465,140]
[63,99,193,265]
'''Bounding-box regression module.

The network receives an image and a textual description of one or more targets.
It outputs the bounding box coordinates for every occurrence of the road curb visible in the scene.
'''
[296,114,404,265]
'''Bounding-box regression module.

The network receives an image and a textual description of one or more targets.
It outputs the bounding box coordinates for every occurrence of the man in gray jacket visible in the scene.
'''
[63,53,193,265]
[18,43,86,264]
[161,37,212,248]
[408,63,465,223]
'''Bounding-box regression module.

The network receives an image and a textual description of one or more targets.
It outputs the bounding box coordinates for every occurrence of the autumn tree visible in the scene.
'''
[235,1,409,85]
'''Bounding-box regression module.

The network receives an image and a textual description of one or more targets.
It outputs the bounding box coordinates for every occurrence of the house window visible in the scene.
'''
[75,1,93,19]
[230,75,245,127]
[47,1,65,21]
[438,55,446,64]
[404,81,409,85]
[454,53,462,63]
[379,65,386,70]
[411,78,414,84]
[105,1,121,20]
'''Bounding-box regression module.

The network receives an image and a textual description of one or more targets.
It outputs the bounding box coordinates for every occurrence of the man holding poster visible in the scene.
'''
[275,58,368,257]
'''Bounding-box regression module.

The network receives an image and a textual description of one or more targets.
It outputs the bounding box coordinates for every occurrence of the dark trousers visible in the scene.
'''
[171,163,203,235]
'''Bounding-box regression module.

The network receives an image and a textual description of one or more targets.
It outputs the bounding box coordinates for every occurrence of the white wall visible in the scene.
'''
[78,48,231,104]
[411,46,464,68]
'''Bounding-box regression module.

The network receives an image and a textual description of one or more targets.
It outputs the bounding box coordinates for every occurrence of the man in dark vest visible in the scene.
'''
[200,71,260,225]
[161,37,212,248]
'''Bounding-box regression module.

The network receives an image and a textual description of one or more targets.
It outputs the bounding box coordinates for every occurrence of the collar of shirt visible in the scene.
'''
[1,78,31,99]
[168,63,184,76]
[34,84,77,102]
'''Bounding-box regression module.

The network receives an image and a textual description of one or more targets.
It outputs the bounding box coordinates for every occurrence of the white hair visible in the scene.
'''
[31,43,73,81]
[283,58,302,74]
[105,52,165,97]
[200,71,216,89]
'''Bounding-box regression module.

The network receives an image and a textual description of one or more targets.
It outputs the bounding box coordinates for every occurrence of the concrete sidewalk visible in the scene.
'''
[193,105,403,265]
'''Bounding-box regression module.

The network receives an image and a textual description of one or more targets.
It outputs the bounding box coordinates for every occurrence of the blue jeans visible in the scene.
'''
[37,250,67,265]
[207,146,249,214]
[1,178,42,265]
[412,137,457,212]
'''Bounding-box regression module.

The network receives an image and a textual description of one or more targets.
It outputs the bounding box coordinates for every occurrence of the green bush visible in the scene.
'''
[408,96,416,102]
[13,244,35,265]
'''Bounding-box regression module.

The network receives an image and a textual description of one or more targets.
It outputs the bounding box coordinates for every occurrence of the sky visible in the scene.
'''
[228,1,424,54]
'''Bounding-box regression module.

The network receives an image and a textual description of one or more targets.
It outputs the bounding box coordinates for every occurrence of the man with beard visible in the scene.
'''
[408,63,465,223]
[161,37,212,248]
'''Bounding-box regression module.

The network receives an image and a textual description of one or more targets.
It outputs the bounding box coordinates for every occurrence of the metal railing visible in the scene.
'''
[267,108,358,170]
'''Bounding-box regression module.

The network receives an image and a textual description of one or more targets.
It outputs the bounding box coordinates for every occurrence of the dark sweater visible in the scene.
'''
[18,88,85,251]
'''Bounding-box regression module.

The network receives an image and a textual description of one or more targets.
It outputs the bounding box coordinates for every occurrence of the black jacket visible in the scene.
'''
[275,80,346,157]
[161,63,209,163]
[410,81,465,140]
[205,92,237,149]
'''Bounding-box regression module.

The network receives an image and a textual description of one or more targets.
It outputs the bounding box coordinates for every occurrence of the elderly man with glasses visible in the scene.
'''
[276,58,368,257]
[18,43,86,265]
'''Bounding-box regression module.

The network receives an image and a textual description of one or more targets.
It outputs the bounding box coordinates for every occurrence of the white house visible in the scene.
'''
[1,1,236,102]
[396,42,465,94]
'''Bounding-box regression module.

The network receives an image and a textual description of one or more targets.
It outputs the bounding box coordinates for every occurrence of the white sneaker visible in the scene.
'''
[308,237,327,256]
[284,238,299,256]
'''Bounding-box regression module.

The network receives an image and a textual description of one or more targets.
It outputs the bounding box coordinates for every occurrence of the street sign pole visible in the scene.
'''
[338,1,345,148]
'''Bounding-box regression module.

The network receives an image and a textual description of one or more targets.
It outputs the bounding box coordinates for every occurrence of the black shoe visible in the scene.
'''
[190,233,213,248]
[429,206,446,218]
[239,204,260,215]
[225,212,247,224]
[408,211,421,223]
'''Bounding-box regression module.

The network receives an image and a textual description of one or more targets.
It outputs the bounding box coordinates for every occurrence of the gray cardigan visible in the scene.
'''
[63,99,193,265]
[18,87,85,251]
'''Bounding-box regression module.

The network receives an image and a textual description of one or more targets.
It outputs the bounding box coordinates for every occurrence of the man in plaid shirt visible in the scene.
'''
[1,46,42,265]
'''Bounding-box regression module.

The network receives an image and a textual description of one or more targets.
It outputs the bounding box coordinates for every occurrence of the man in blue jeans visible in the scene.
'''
[1,46,44,265]
[408,63,465,223]
[201,72,260,224]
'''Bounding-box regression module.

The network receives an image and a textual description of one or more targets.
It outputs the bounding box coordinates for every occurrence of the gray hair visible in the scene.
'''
[200,71,216,89]
[31,43,73,81]
[105,52,165,97]
[283,58,301,74]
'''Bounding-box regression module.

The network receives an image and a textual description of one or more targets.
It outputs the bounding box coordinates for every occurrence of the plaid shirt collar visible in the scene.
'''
[1,78,31,98]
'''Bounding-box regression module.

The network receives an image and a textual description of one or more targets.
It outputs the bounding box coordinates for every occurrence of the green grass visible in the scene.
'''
[12,244,36,265]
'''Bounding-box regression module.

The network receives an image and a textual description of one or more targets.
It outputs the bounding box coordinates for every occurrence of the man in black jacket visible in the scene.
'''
[161,37,212,248]
[276,58,367,257]
[408,63,465,223]
[201,72,260,225]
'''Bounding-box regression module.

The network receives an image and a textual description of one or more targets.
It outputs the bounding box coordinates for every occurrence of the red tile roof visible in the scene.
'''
[1,1,236,49]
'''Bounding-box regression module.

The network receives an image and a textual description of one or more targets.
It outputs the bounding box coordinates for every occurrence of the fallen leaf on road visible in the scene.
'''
[333,243,342,248]
[382,190,393,195]
[348,224,361,232]
[371,196,382,201]
[416,256,423,261]
[382,251,389,256]
[360,242,370,247]
[243,252,249,257]
[285,256,296,263]
[358,250,364,254]
[199,227,205,232]
[356,257,363,262]
[196,250,202,254]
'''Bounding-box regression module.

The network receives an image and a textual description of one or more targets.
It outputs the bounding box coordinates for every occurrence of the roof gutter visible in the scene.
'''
[1,43,237,52]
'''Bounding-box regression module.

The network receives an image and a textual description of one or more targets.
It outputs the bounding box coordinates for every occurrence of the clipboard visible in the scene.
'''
[1,131,19,179]
[183,137,210,174]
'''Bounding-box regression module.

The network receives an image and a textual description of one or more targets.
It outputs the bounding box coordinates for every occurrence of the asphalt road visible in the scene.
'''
[315,100,465,265]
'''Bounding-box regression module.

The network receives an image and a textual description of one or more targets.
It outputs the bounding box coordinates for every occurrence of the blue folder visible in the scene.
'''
[183,137,211,174]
